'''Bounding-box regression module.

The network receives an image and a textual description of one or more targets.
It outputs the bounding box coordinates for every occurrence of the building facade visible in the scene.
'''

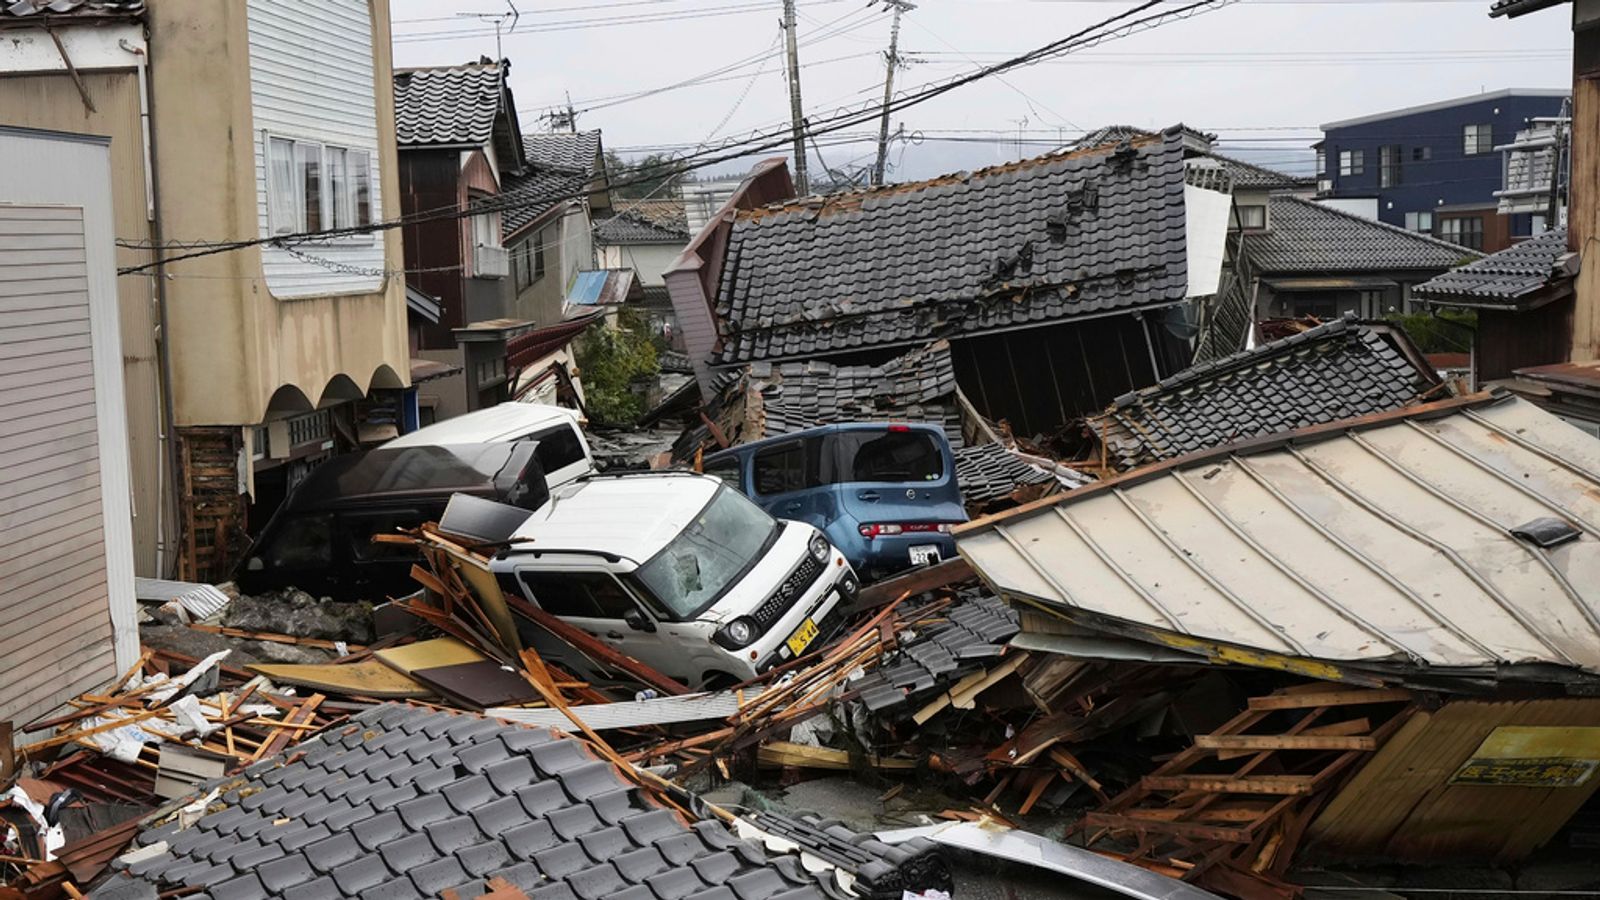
[1317,89,1569,252]
[0,0,412,582]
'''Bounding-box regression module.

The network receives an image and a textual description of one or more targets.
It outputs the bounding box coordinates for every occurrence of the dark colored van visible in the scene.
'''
[703,423,966,579]
[236,443,548,602]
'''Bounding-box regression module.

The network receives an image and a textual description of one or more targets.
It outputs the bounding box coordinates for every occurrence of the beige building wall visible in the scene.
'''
[0,69,167,576]
[147,0,409,428]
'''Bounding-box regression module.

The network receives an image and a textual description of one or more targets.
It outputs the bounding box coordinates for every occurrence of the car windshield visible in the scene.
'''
[633,486,778,619]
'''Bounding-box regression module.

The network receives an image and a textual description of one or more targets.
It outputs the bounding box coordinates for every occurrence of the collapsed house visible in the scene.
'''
[955,391,1600,883]
[665,127,1235,438]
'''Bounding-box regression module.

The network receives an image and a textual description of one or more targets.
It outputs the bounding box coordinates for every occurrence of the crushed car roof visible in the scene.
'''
[507,474,722,563]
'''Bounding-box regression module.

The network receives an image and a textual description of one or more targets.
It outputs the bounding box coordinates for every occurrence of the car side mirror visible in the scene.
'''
[623,609,656,633]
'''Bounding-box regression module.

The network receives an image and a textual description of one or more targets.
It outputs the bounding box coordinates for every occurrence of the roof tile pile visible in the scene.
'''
[0,0,142,21]
[93,705,836,900]
[1088,314,1443,470]
[712,131,1192,364]
[951,443,1056,507]
[1413,226,1571,308]
[853,591,1020,713]
[753,342,963,447]
[394,64,504,148]
[1246,197,1480,273]
[597,212,689,245]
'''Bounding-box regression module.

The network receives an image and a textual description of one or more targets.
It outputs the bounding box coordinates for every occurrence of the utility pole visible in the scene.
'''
[871,0,914,187]
[781,0,809,195]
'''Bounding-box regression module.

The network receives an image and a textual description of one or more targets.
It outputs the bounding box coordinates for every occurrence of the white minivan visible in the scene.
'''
[385,403,595,488]
[490,472,860,687]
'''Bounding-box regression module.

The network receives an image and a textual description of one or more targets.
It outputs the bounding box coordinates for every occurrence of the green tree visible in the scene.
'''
[1385,309,1476,355]
[604,151,683,200]
[575,309,660,424]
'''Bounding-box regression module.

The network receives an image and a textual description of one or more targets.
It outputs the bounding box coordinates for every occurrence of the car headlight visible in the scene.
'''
[713,616,759,650]
[808,533,831,563]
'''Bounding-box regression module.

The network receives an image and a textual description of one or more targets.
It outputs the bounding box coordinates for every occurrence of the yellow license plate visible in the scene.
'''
[785,617,819,656]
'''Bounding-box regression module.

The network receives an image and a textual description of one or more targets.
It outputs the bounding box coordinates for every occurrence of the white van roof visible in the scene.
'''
[385,403,581,448]
[507,473,721,564]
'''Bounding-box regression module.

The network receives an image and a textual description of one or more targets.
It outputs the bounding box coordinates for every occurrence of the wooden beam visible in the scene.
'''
[1247,688,1413,711]
[503,594,689,696]
[857,556,973,609]
[1082,812,1253,844]
[1140,774,1317,796]
[1195,734,1377,752]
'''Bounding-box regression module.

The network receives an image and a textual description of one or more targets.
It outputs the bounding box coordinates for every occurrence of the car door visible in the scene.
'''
[512,565,682,680]
[750,439,827,529]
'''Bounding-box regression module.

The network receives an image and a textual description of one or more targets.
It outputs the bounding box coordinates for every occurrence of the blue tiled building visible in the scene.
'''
[1316,89,1568,252]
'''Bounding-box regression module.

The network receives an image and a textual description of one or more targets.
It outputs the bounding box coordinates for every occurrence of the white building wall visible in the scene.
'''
[246,0,385,298]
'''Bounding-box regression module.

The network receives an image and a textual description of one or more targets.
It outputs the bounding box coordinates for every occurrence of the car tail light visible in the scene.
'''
[888,424,910,432]
[858,522,955,538]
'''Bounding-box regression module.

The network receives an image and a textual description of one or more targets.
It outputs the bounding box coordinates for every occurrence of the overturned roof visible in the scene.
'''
[93,704,838,900]
[1088,314,1445,470]
[959,393,1600,683]
[1247,197,1481,274]
[1414,226,1575,310]
[712,129,1193,364]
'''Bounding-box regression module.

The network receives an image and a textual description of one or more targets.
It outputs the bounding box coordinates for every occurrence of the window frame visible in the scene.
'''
[1234,204,1267,231]
[1379,144,1402,188]
[263,132,376,239]
[1464,124,1493,156]
[1339,149,1364,177]
[1440,215,1485,251]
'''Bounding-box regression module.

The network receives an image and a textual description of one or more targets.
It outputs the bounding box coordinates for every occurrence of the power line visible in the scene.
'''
[118,0,1236,275]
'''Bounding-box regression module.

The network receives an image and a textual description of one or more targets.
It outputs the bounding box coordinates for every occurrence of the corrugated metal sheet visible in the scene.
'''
[1307,697,1600,862]
[488,687,765,731]
[956,394,1600,680]
[0,72,164,574]
[0,202,117,724]
[246,0,386,298]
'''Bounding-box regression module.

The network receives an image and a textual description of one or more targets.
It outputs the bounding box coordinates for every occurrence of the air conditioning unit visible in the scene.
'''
[474,244,509,279]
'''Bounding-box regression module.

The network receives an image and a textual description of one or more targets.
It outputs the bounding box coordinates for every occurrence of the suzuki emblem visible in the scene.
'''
[905,489,917,500]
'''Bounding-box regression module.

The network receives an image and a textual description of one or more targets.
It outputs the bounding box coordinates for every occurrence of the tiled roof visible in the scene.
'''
[1087,314,1444,470]
[394,63,505,148]
[752,341,964,447]
[525,131,602,176]
[617,200,688,233]
[1204,152,1314,190]
[712,130,1192,365]
[501,168,587,240]
[596,212,689,245]
[853,590,1020,713]
[0,0,141,22]
[1413,226,1572,308]
[93,704,840,900]
[1245,196,1481,273]
[951,443,1057,507]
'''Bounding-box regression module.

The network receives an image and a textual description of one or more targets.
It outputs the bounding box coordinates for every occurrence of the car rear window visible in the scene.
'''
[835,431,943,483]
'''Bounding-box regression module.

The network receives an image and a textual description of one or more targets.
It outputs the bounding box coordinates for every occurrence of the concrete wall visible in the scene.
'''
[599,242,686,287]
[148,0,410,427]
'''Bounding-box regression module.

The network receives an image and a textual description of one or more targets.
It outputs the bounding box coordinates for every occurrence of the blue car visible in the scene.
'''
[703,423,967,579]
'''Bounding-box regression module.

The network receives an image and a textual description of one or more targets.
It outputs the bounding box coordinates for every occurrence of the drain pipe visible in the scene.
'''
[124,30,185,579]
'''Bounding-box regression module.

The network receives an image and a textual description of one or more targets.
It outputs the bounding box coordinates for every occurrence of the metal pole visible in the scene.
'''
[872,1,913,187]
[782,0,809,195]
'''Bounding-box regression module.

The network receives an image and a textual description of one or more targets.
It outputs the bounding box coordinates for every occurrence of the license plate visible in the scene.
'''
[785,617,819,656]
[909,544,942,566]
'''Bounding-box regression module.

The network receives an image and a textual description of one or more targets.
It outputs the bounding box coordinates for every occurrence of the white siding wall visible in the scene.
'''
[0,128,137,727]
[246,0,385,298]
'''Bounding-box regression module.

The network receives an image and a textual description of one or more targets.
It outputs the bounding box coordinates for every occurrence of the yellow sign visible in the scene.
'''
[786,617,819,656]
[1450,727,1600,787]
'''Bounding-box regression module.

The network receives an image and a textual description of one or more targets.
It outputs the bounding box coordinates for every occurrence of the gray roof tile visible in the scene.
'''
[1246,196,1481,273]
[951,443,1056,506]
[525,131,602,175]
[393,64,504,148]
[711,131,1192,364]
[1413,226,1571,308]
[1087,314,1444,470]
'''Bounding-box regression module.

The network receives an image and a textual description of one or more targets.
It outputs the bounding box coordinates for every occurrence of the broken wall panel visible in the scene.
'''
[1306,697,1600,863]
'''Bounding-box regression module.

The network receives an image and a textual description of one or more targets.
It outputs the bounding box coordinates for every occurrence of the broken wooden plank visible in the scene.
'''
[1140,774,1317,796]
[1246,688,1413,711]
[856,556,973,609]
[1081,812,1253,844]
[503,594,689,696]
[1194,734,1377,752]
[757,741,916,771]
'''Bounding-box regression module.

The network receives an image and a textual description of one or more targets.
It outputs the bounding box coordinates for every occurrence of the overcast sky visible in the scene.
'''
[388,0,1573,181]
